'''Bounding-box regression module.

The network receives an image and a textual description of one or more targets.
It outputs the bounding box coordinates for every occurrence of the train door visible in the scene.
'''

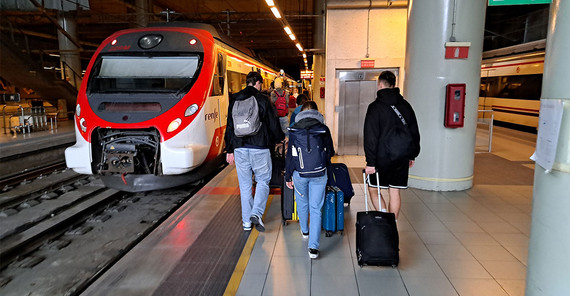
[337,68,399,155]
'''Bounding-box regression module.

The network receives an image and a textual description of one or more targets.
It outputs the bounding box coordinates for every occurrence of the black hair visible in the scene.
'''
[246,71,263,86]
[301,100,318,111]
[378,71,396,87]
[296,93,309,106]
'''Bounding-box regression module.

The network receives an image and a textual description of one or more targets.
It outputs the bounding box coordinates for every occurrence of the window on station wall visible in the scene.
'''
[480,74,542,100]
[211,53,225,96]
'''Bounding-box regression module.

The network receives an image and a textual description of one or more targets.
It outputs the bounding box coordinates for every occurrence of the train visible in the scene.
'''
[65,23,290,191]
[479,42,545,133]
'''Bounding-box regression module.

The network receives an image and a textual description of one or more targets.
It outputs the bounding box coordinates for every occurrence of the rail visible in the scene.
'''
[477,109,494,153]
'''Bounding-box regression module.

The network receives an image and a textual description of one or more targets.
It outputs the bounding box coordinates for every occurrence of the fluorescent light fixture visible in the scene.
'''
[265,0,275,6]
[289,34,296,40]
[284,26,292,35]
[296,43,303,51]
[302,53,307,58]
[270,7,281,18]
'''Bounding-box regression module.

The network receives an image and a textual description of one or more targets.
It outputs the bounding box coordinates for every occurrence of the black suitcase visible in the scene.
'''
[355,170,399,267]
[281,174,298,224]
[269,141,286,188]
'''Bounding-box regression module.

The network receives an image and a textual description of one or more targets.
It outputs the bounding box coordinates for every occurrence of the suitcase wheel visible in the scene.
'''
[325,231,333,237]
[392,264,397,269]
[339,230,344,236]
[283,220,288,226]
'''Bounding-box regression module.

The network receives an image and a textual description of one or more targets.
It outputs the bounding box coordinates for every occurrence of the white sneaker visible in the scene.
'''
[300,229,309,239]
[308,248,320,259]
[243,222,252,231]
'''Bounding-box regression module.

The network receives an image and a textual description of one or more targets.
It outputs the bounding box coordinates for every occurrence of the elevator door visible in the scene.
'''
[337,69,399,155]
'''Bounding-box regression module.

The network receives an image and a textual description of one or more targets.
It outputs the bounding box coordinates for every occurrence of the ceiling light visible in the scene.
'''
[270,7,281,18]
[289,34,296,40]
[284,26,292,35]
[302,53,307,58]
[265,0,275,6]
[296,43,303,51]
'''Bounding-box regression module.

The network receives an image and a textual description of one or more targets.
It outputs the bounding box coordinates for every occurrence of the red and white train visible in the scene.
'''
[65,23,288,191]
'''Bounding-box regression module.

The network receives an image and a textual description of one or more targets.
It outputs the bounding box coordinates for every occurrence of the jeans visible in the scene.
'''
[234,148,272,224]
[292,170,327,250]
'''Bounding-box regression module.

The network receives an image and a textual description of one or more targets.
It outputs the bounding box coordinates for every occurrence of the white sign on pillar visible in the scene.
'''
[531,99,564,172]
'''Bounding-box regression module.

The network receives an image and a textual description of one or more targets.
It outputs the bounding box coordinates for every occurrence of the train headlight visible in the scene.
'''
[79,118,87,133]
[138,34,163,49]
[185,104,199,117]
[75,104,81,117]
[167,118,182,133]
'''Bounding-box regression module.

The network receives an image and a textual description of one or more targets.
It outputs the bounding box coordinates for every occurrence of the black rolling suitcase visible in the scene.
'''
[281,174,298,224]
[356,170,399,267]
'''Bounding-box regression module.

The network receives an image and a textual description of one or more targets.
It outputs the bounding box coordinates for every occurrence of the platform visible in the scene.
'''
[82,126,535,296]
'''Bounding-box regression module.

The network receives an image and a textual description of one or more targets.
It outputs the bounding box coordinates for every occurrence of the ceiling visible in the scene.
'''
[1,0,317,80]
[0,1,550,80]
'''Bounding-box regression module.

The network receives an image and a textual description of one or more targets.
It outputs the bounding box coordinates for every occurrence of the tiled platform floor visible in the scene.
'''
[236,126,535,296]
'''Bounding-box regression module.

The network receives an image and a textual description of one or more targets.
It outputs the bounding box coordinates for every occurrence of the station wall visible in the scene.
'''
[325,7,408,151]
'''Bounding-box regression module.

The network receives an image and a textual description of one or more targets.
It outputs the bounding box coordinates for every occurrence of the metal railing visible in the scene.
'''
[2,105,59,135]
[477,109,494,153]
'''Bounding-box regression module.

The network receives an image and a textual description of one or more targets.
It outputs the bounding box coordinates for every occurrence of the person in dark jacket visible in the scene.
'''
[363,71,420,220]
[225,71,285,232]
[285,101,335,259]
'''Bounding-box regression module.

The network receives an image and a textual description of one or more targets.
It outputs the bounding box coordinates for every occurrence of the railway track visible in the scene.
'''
[0,165,221,296]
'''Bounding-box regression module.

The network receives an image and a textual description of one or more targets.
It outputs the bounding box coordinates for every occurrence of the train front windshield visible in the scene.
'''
[88,55,200,93]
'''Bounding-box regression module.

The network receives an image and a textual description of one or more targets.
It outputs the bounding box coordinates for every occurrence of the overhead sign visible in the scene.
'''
[361,59,375,68]
[300,70,313,79]
[489,0,551,5]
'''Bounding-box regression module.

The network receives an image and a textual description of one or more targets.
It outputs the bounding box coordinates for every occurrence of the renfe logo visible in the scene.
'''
[205,109,218,121]
[109,45,131,51]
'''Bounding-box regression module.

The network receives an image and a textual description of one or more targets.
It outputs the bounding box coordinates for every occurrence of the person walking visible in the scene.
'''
[225,71,284,232]
[363,71,420,220]
[271,77,290,136]
[289,93,309,127]
[285,101,335,259]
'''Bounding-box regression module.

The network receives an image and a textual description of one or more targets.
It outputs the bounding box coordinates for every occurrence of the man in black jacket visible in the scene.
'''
[363,71,420,220]
[225,71,284,232]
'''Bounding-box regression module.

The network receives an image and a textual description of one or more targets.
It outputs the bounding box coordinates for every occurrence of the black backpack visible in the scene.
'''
[384,104,414,161]
[288,125,328,177]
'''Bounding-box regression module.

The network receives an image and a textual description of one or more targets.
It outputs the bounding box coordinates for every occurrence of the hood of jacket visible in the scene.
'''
[376,87,403,105]
[293,109,324,129]
[233,86,259,101]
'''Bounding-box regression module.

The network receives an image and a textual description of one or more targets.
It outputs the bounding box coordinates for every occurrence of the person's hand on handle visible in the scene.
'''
[365,166,376,175]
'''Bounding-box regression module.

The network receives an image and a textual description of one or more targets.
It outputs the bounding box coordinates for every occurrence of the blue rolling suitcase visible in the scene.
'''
[327,163,355,205]
[322,186,344,237]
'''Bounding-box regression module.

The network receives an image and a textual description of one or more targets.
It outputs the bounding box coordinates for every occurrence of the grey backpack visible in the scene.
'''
[232,96,262,137]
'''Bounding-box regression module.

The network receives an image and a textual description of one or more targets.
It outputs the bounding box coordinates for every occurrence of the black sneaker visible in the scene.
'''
[300,229,309,239]
[250,215,265,232]
[308,248,319,259]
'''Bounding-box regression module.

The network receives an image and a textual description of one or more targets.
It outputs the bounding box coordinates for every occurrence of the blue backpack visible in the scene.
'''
[289,125,328,177]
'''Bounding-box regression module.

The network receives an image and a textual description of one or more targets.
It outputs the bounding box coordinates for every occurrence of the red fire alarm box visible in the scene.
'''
[320,87,325,99]
[444,83,466,128]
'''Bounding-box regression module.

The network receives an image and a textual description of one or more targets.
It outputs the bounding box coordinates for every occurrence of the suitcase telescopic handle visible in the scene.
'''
[362,169,382,212]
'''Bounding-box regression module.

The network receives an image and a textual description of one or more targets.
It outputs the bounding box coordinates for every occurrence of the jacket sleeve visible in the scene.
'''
[224,99,235,153]
[363,103,380,167]
[407,105,421,160]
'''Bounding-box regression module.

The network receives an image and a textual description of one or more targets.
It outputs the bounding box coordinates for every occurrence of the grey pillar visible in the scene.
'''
[312,0,326,111]
[404,0,486,191]
[57,11,81,89]
[526,1,570,295]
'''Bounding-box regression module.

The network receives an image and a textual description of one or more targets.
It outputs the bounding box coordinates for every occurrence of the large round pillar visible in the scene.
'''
[526,1,570,295]
[404,0,486,191]
[57,11,81,89]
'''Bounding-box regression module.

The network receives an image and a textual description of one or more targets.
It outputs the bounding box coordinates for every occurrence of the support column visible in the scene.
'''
[526,1,570,295]
[404,0,486,191]
[312,0,326,112]
[57,11,81,90]
[136,0,150,27]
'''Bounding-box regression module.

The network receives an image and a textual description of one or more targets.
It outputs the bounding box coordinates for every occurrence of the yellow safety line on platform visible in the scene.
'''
[223,193,274,296]
[409,174,474,182]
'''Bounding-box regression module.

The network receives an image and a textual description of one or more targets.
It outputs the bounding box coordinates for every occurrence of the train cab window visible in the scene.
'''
[211,53,225,96]
[89,55,200,94]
